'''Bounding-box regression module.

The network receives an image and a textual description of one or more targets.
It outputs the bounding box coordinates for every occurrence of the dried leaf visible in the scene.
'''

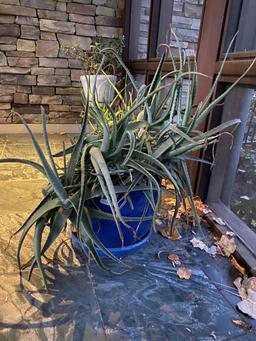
[226,231,235,237]
[159,226,181,240]
[177,266,192,280]
[232,319,252,331]
[190,237,217,256]
[234,276,256,320]
[168,253,181,267]
[155,218,162,226]
[237,289,256,319]
[190,237,207,250]
[216,235,236,257]
[230,257,246,276]
[234,277,247,300]
[213,216,226,226]
[202,207,212,215]
[168,253,180,262]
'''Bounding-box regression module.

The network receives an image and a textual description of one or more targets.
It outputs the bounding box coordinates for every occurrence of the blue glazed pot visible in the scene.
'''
[70,190,156,258]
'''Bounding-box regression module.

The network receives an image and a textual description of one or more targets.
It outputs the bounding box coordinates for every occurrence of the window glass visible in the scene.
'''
[129,0,205,59]
[223,0,256,52]
[230,90,256,232]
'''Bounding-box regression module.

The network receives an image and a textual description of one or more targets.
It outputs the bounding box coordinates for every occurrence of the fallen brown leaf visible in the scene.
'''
[190,237,217,256]
[234,277,247,300]
[216,235,236,257]
[168,253,180,262]
[190,237,207,250]
[202,207,212,215]
[234,276,256,320]
[177,266,192,280]
[230,257,246,276]
[168,253,181,267]
[232,319,252,331]
[159,226,181,240]
[155,218,162,226]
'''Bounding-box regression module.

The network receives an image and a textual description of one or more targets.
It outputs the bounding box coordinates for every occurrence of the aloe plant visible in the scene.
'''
[1,37,255,290]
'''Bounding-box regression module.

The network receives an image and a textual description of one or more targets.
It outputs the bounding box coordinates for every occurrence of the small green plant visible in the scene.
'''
[61,36,124,75]
[1,36,255,290]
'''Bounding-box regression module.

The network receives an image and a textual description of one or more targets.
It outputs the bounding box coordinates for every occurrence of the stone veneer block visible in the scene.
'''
[31,67,54,75]
[15,16,39,26]
[69,14,94,25]
[62,95,81,105]
[68,58,83,69]
[76,24,96,37]
[14,93,28,104]
[184,3,203,19]
[57,34,91,51]
[17,85,32,93]
[36,40,59,57]
[55,68,70,75]
[38,10,68,21]
[96,6,115,16]
[67,3,96,16]
[0,52,7,66]
[6,51,35,57]
[39,58,68,68]
[0,66,30,74]
[0,45,17,51]
[1,95,13,103]
[0,74,36,85]
[20,0,56,10]
[96,26,122,38]
[0,85,17,95]
[41,32,56,40]
[95,15,122,27]
[56,87,81,95]
[32,86,55,95]
[0,103,11,110]
[0,4,36,17]
[0,24,20,37]
[37,75,71,86]
[56,2,66,12]
[0,0,20,4]
[29,95,62,104]
[8,57,38,67]
[40,19,75,34]
[93,0,106,4]
[0,37,17,44]
[21,25,40,40]
[17,39,35,52]
[0,15,15,24]
[71,69,83,82]
[49,104,70,111]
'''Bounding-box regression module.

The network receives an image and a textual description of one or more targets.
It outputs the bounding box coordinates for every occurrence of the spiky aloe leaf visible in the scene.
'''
[0,158,45,175]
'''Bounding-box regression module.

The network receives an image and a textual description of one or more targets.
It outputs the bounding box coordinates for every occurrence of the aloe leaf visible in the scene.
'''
[77,144,91,230]
[67,77,89,184]
[28,206,72,281]
[89,147,124,245]
[16,113,69,206]
[0,158,45,175]
[41,105,58,176]
[34,218,48,290]
[17,196,61,270]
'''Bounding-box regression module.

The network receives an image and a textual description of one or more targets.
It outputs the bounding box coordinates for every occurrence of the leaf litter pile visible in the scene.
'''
[156,179,256,322]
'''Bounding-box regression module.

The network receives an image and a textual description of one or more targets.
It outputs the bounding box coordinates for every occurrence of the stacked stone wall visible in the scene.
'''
[0,0,124,124]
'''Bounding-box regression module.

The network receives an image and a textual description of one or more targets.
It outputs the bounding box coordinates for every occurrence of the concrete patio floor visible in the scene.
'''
[0,134,255,341]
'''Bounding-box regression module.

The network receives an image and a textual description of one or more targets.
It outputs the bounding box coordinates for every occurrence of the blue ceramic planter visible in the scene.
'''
[70,190,155,258]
